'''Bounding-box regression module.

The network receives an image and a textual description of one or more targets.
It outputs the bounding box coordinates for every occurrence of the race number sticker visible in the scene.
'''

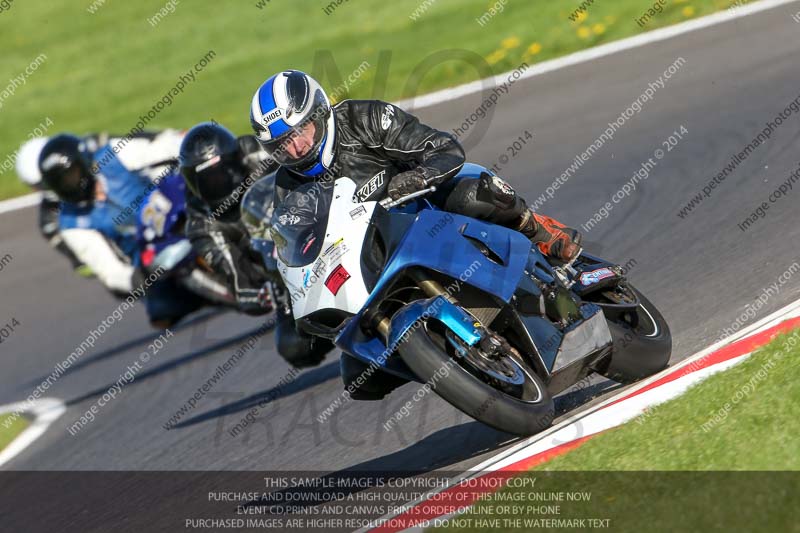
[140,190,173,238]
[324,264,351,295]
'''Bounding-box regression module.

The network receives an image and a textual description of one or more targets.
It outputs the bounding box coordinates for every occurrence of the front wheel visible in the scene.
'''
[597,286,672,384]
[398,322,554,436]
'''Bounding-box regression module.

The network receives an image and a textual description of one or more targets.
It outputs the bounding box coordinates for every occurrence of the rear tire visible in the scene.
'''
[398,323,554,436]
[599,287,672,384]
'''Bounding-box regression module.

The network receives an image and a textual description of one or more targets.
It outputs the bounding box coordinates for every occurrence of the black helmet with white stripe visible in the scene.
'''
[38,134,95,205]
[179,122,247,216]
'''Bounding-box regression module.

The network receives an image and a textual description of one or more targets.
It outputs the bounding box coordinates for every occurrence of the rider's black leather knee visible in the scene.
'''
[443,173,526,225]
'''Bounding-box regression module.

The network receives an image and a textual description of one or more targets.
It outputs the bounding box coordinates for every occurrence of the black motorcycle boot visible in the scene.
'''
[272,282,333,368]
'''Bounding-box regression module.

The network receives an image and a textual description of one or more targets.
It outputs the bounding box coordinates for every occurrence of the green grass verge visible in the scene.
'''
[0,413,29,453]
[432,329,800,532]
[0,0,742,199]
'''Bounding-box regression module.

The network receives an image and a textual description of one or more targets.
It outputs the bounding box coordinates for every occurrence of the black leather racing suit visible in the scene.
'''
[273,100,535,396]
[273,100,528,227]
[185,135,333,368]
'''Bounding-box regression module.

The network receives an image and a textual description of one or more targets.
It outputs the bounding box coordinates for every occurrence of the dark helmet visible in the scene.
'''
[38,134,95,204]
[179,122,247,216]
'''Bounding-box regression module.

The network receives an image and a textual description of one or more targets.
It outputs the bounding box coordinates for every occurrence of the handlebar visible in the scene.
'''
[379,186,437,210]
[564,247,583,272]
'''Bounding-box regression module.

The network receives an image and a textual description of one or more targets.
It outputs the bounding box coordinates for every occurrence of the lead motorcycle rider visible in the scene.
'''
[249,70,583,398]
[180,121,333,368]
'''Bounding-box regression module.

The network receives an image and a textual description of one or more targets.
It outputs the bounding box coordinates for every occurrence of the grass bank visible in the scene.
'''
[434,328,800,532]
[0,413,29,453]
[0,0,743,198]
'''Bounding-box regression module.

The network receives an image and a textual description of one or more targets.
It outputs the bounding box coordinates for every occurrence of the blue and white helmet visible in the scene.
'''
[250,70,335,178]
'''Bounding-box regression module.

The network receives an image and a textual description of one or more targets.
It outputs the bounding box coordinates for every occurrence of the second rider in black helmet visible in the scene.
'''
[180,121,332,368]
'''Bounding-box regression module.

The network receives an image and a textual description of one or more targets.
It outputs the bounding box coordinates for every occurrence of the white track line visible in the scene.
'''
[1,1,796,216]
[0,192,40,215]
[0,398,66,469]
[395,0,800,110]
[391,355,756,533]
[461,296,800,476]
[363,297,800,532]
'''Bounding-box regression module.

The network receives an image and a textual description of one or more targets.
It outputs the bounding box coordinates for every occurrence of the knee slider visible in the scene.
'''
[477,172,517,209]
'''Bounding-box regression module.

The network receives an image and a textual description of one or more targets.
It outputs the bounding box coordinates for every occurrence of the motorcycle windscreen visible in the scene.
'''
[270,182,334,267]
[241,175,277,240]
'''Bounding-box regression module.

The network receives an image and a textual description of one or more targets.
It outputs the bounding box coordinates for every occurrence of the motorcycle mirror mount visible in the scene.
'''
[552,248,583,290]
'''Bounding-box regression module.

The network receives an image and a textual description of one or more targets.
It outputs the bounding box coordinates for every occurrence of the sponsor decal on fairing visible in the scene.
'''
[580,267,615,286]
[324,264,351,295]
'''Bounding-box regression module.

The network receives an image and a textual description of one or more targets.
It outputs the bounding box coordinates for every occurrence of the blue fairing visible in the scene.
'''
[334,193,532,380]
[375,210,530,301]
[259,160,611,387]
[136,172,188,251]
[387,297,482,349]
[329,162,613,383]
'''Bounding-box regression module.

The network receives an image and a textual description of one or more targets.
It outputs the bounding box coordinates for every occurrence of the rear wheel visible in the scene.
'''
[398,321,554,436]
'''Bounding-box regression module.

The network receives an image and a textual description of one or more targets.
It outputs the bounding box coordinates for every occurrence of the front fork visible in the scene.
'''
[372,268,458,342]
[373,268,501,354]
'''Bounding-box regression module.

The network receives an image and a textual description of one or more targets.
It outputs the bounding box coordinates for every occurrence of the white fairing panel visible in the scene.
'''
[277,178,377,319]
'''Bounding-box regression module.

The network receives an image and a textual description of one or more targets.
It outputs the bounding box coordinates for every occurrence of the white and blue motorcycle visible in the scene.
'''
[242,164,671,435]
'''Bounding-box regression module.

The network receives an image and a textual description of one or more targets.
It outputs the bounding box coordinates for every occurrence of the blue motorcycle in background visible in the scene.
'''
[137,172,235,324]
[242,164,671,435]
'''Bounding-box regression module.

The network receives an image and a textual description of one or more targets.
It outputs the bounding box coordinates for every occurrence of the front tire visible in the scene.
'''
[598,287,672,383]
[398,323,554,436]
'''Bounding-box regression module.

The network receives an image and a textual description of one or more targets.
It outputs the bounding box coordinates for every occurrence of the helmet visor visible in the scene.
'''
[197,164,240,203]
[259,113,327,169]
[61,165,84,194]
[185,154,245,205]
[53,164,93,204]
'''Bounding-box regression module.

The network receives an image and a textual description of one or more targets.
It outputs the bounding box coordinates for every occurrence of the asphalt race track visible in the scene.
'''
[2,2,799,488]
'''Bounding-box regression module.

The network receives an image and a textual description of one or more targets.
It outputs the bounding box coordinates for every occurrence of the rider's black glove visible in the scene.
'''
[237,135,278,177]
[130,267,147,291]
[387,168,428,200]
